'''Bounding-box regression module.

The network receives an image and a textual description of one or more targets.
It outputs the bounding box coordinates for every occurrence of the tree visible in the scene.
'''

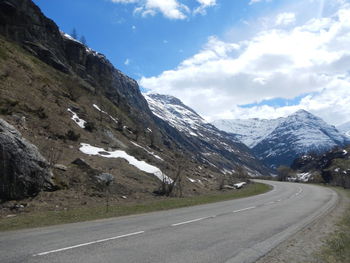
[80,35,87,45]
[71,28,78,39]
[277,165,294,181]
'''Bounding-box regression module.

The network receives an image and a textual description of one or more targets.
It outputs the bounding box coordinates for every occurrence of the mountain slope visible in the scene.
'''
[1,0,265,206]
[213,110,349,168]
[212,118,283,148]
[144,94,270,176]
[337,121,350,138]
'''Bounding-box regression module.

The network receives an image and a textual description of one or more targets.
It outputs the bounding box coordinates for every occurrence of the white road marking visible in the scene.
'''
[295,187,303,196]
[33,231,145,256]
[232,206,256,213]
[171,217,209,226]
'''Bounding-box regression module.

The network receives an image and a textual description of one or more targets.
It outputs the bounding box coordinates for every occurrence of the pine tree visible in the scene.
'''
[80,35,87,45]
[71,28,78,39]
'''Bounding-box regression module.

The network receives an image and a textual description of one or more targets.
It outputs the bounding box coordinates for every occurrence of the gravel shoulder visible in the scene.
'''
[256,186,349,263]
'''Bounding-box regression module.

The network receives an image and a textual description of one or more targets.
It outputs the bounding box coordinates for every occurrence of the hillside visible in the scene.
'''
[0,0,269,214]
[290,145,350,188]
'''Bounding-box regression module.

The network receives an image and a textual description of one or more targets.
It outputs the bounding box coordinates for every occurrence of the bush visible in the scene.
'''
[65,130,80,141]
[84,121,95,132]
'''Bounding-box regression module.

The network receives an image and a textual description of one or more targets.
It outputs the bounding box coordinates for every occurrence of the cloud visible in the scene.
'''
[124,58,130,65]
[249,0,272,5]
[194,0,217,15]
[141,2,350,125]
[275,12,296,26]
[110,0,216,19]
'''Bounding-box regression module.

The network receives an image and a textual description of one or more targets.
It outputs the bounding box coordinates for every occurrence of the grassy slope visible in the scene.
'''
[318,187,350,263]
[0,182,270,232]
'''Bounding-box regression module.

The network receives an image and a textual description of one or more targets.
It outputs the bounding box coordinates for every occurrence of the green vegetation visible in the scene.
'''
[318,188,350,263]
[0,182,270,232]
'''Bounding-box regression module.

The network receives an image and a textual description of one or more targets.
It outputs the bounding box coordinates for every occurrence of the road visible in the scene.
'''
[0,181,337,263]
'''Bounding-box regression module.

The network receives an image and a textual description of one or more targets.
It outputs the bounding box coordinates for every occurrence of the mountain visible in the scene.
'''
[337,122,350,137]
[0,0,269,206]
[213,110,350,168]
[212,118,283,148]
[144,94,270,176]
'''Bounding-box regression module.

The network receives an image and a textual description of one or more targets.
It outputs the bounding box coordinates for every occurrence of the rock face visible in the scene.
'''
[0,0,151,122]
[0,119,54,200]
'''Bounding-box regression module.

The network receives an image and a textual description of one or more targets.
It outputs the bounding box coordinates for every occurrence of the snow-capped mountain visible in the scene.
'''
[144,94,271,176]
[212,118,283,148]
[337,121,350,137]
[213,110,350,168]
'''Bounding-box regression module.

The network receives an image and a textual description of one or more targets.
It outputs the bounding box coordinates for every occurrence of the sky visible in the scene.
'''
[32,0,350,126]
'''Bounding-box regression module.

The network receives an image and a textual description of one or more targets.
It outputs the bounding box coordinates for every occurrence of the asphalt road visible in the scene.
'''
[0,181,338,263]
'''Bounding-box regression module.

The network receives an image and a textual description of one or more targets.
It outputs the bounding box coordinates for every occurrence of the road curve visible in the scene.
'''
[0,181,338,263]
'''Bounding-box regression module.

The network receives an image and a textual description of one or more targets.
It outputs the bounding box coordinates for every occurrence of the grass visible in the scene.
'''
[0,182,270,232]
[318,187,350,263]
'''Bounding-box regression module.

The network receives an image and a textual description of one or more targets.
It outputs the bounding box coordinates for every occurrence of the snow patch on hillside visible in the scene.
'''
[79,143,172,183]
[67,108,86,128]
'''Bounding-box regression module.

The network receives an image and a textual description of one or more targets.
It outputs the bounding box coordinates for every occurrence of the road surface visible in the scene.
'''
[0,181,337,263]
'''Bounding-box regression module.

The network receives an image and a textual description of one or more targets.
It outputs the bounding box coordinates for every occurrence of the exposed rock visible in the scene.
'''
[0,118,54,200]
[95,173,114,185]
[71,158,90,168]
[53,164,67,171]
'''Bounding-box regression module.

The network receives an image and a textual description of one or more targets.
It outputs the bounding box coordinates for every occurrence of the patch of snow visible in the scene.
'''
[93,104,107,114]
[334,168,340,172]
[297,172,312,182]
[147,128,152,133]
[131,141,164,161]
[233,182,246,189]
[79,143,172,183]
[343,150,348,155]
[92,104,118,124]
[187,177,203,184]
[67,108,86,128]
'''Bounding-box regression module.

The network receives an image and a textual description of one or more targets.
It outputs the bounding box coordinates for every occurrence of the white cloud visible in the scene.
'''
[249,0,272,5]
[110,0,216,19]
[141,3,350,125]
[124,58,130,65]
[194,0,217,15]
[275,12,296,26]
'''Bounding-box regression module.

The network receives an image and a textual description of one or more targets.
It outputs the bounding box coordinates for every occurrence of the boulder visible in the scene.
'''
[0,119,54,200]
[95,173,114,186]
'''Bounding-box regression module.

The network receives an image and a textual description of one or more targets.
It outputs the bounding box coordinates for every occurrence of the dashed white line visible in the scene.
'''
[171,217,209,226]
[232,206,256,213]
[33,231,145,256]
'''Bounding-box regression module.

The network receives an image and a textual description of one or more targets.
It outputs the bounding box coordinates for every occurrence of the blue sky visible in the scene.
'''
[32,0,350,125]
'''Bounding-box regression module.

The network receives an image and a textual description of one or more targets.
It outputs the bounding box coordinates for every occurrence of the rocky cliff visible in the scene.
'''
[0,118,54,200]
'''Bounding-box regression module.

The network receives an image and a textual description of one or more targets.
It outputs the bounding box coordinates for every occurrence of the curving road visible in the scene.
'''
[0,181,337,263]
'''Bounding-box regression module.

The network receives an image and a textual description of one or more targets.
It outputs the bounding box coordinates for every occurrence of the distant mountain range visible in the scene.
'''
[213,110,350,168]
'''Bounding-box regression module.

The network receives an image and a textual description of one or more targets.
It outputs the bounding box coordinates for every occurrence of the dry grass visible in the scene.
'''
[0,183,270,232]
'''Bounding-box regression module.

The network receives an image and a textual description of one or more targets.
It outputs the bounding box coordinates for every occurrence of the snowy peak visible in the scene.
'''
[213,110,350,168]
[212,118,282,148]
[144,94,207,136]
